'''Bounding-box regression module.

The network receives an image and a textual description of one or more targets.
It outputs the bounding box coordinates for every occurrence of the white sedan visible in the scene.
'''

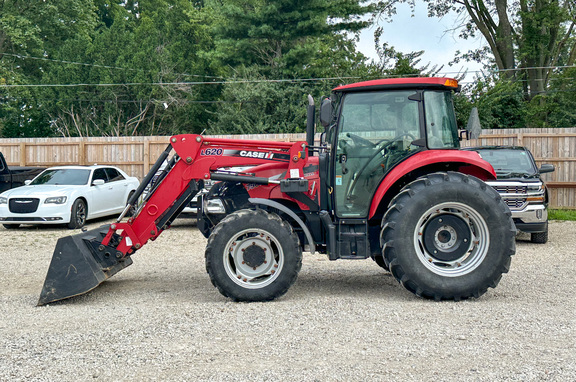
[0,165,139,229]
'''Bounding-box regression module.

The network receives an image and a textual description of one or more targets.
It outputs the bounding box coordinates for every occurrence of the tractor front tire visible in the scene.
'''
[380,172,516,301]
[205,209,302,302]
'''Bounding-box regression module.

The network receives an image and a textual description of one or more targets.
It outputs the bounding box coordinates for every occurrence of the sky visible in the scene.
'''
[356,4,486,83]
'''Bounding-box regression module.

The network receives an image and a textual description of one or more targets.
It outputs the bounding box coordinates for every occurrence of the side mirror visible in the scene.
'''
[539,164,555,174]
[466,107,482,140]
[319,98,332,128]
[92,179,105,186]
[24,180,32,185]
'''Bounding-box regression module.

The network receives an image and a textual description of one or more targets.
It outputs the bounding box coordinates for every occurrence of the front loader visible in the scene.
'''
[38,77,516,305]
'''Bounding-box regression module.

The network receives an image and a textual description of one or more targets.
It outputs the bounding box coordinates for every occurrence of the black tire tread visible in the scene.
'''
[205,208,302,302]
[380,172,516,301]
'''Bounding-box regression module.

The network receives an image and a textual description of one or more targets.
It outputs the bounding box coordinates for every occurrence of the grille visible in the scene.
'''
[9,198,40,213]
[492,185,527,194]
[504,198,527,210]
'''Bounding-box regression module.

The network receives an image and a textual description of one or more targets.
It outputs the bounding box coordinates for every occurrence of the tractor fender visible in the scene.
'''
[368,149,496,219]
[248,197,315,255]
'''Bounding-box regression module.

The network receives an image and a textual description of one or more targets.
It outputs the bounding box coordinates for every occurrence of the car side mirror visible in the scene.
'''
[92,179,105,186]
[25,180,32,185]
[539,164,555,174]
[466,107,482,140]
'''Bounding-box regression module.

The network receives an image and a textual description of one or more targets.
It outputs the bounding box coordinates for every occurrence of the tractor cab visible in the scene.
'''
[319,78,462,218]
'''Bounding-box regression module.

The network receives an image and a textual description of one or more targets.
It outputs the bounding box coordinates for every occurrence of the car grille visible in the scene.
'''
[9,198,40,213]
[492,185,527,194]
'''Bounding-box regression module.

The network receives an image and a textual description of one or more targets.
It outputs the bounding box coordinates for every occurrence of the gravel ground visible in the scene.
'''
[1,219,575,381]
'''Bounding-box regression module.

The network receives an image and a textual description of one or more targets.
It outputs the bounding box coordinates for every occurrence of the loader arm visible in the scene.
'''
[105,135,309,253]
[38,135,311,305]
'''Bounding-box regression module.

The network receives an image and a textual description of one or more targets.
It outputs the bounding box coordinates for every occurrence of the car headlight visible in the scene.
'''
[45,196,68,204]
[0,196,7,204]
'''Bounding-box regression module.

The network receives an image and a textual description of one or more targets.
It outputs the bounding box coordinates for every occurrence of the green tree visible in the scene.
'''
[421,0,576,100]
[209,0,373,77]
[39,0,218,137]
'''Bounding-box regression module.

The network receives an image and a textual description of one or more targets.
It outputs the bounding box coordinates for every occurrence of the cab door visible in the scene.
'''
[333,90,422,218]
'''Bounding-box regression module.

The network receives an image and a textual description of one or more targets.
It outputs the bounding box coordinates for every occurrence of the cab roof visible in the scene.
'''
[334,77,459,93]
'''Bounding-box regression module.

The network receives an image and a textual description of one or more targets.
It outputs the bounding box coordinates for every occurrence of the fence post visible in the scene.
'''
[19,142,26,166]
[143,139,150,177]
[79,141,85,165]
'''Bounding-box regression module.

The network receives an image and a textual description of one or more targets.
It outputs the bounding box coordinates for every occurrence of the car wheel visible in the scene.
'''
[530,223,548,244]
[3,224,20,229]
[67,199,87,229]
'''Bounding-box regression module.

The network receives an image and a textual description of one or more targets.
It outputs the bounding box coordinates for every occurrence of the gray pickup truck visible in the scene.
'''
[465,146,555,244]
[0,152,45,194]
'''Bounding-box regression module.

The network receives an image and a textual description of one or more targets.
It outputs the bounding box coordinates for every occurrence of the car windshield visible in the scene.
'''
[30,169,91,185]
[474,148,537,178]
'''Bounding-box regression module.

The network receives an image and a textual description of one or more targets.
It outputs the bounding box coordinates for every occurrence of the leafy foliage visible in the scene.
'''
[1,0,575,137]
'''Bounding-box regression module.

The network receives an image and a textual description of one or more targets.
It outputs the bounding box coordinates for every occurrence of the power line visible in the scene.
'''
[0,77,358,88]
[1,53,227,80]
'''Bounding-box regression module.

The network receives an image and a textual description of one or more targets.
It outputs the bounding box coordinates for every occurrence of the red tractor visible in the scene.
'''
[38,77,515,305]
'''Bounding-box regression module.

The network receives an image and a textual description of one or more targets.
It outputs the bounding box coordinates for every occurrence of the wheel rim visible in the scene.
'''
[75,202,86,226]
[414,202,489,277]
[223,228,284,289]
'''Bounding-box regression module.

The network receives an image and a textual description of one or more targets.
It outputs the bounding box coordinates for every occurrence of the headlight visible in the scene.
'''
[45,196,68,204]
[204,197,226,214]
[0,196,7,204]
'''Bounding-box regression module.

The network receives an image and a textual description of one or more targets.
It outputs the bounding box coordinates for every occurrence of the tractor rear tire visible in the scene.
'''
[205,209,302,302]
[380,172,516,301]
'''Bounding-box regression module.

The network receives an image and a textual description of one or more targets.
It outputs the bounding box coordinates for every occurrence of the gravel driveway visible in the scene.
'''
[1,219,575,381]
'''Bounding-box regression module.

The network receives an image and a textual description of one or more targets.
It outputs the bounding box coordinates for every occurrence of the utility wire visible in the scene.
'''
[0,77,359,88]
[1,53,227,80]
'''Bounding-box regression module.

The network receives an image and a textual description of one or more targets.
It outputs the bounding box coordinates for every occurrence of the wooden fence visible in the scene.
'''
[1,129,575,208]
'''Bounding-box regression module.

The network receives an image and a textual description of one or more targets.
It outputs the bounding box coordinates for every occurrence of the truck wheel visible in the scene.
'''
[205,209,302,302]
[67,199,87,229]
[530,224,548,244]
[380,172,516,301]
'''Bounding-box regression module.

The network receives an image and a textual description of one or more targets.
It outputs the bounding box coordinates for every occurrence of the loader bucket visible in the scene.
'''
[37,225,132,306]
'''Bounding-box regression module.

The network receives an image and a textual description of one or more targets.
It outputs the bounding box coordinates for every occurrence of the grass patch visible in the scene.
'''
[549,209,576,221]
